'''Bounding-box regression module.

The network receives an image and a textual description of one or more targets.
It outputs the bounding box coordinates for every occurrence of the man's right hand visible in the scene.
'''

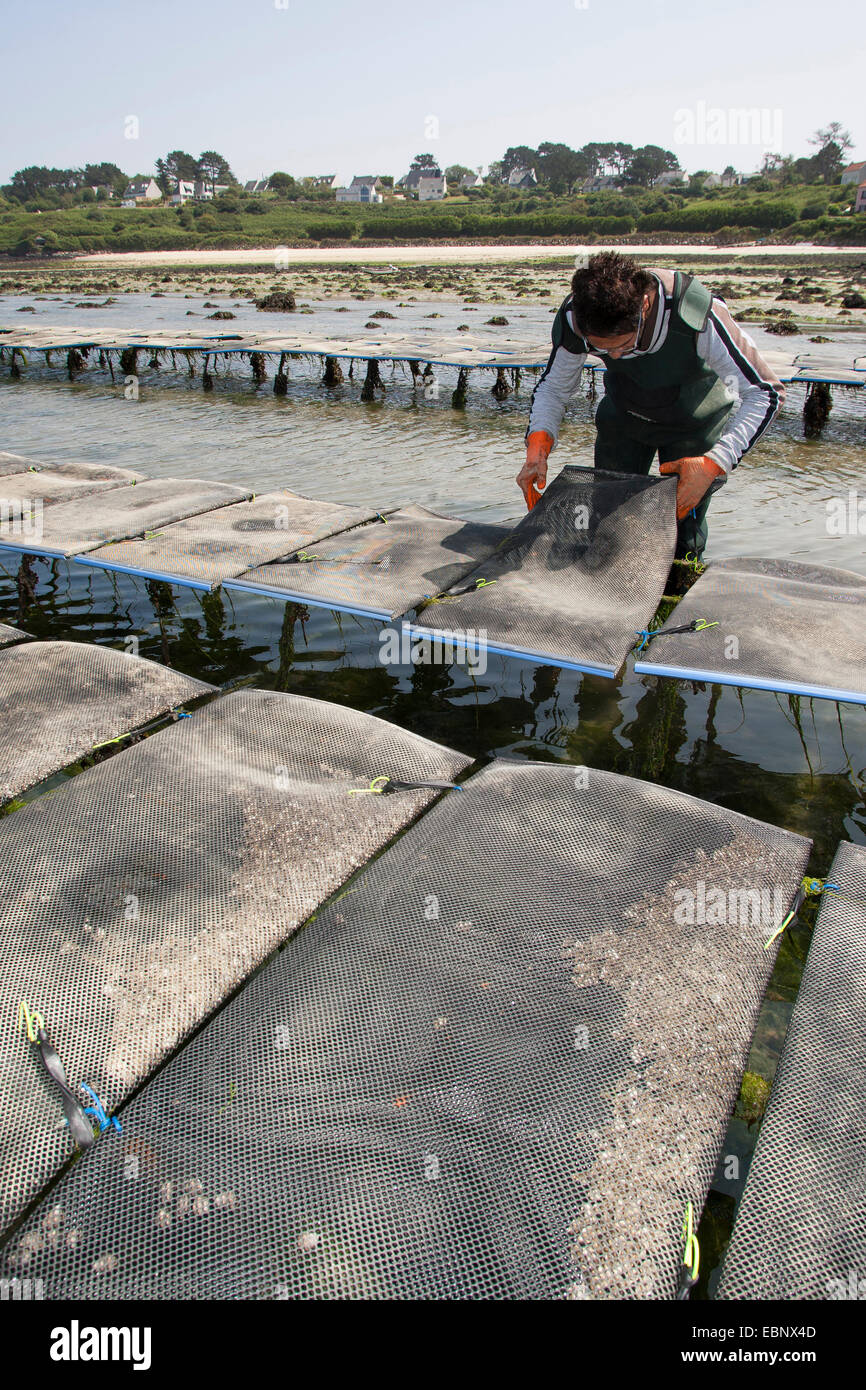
[517,430,554,510]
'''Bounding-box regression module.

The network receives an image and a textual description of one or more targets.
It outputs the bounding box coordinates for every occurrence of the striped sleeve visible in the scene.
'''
[525,305,587,446]
[697,300,785,474]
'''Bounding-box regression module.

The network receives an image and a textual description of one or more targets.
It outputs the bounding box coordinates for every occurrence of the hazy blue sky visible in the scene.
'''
[2,0,860,184]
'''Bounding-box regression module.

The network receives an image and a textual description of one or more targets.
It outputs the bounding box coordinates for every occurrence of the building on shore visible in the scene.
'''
[841,160,866,186]
[169,180,196,206]
[507,166,538,189]
[417,173,447,201]
[192,180,230,201]
[121,177,161,207]
[335,176,384,204]
[654,170,686,189]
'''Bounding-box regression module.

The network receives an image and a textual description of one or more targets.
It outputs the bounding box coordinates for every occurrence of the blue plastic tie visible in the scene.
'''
[80,1083,122,1135]
[634,629,652,654]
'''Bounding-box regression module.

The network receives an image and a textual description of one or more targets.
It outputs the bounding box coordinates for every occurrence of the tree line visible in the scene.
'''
[1,123,855,208]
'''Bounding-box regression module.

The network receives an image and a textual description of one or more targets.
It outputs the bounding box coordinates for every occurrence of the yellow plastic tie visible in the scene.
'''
[18,998,45,1043]
[764,876,838,950]
[764,910,796,951]
[91,733,128,752]
[682,1201,700,1283]
[347,775,390,798]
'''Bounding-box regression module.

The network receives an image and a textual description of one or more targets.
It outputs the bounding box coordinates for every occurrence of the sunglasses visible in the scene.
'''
[580,306,644,355]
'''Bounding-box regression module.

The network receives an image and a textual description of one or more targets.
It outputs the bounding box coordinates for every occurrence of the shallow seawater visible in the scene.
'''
[1,296,865,1299]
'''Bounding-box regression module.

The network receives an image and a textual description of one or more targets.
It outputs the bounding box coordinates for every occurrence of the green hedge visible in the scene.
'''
[355,213,636,239]
[637,201,798,233]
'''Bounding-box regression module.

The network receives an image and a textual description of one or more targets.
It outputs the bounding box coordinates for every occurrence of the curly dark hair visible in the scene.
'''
[571,252,653,337]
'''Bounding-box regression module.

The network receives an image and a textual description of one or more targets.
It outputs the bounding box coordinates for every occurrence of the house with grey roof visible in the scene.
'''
[335,176,384,204]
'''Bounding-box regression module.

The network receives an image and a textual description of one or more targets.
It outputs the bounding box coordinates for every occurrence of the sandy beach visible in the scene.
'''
[69,242,864,269]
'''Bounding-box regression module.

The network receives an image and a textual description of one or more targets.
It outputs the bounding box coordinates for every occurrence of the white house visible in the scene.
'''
[417,174,446,201]
[461,171,484,190]
[335,176,383,204]
[702,170,738,190]
[855,182,866,214]
[169,180,196,206]
[401,165,441,192]
[655,170,686,189]
[312,174,339,189]
[507,166,538,189]
[122,178,161,204]
[841,160,866,186]
[193,180,230,201]
[581,174,621,192]
[244,178,270,194]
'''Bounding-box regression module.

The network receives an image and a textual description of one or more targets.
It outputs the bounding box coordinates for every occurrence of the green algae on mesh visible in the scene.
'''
[737,1071,770,1128]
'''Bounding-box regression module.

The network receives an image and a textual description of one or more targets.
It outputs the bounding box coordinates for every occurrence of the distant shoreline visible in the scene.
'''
[63,241,864,269]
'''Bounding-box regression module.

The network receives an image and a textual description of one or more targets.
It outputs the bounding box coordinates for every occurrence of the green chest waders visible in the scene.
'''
[556,272,734,560]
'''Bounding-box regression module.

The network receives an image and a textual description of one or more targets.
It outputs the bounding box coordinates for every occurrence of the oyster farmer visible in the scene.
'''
[517,251,785,558]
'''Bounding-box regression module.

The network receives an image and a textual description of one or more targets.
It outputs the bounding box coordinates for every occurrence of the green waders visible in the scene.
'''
[555,270,735,560]
[593,395,725,559]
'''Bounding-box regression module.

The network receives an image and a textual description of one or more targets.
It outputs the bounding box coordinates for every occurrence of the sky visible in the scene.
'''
[1,0,860,186]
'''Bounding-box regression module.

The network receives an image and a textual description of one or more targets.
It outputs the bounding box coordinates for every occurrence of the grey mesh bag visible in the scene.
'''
[0,461,144,507]
[0,451,45,476]
[2,760,810,1300]
[0,622,29,648]
[0,640,214,803]
[408,466,677,675]
[0,689,470,1240]
[634,557,866,705]
[0,478,250,559]
[227,504,512,620]
[79,491,379,590]
[717,840,866,1300]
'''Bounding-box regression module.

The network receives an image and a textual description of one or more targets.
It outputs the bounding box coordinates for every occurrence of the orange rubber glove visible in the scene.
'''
[517,430,554,510]
[659,455,725,520]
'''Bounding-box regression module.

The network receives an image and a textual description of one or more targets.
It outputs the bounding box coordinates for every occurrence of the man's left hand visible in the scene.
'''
[659,455,726,520]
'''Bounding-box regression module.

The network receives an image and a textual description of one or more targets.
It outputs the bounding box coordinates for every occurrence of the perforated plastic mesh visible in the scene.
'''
[2,760,810,1300]
[717,840,866,1301]
[634,558,866,704]
[0,640,214,803]
[409,466,677,675]
[0,478,250,558]
[0,623,29,648]
[0,461,144,507]
[80,491,378,589]
[0,452,43,476]
[228,504,512,620]
[0,690,470,1240]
